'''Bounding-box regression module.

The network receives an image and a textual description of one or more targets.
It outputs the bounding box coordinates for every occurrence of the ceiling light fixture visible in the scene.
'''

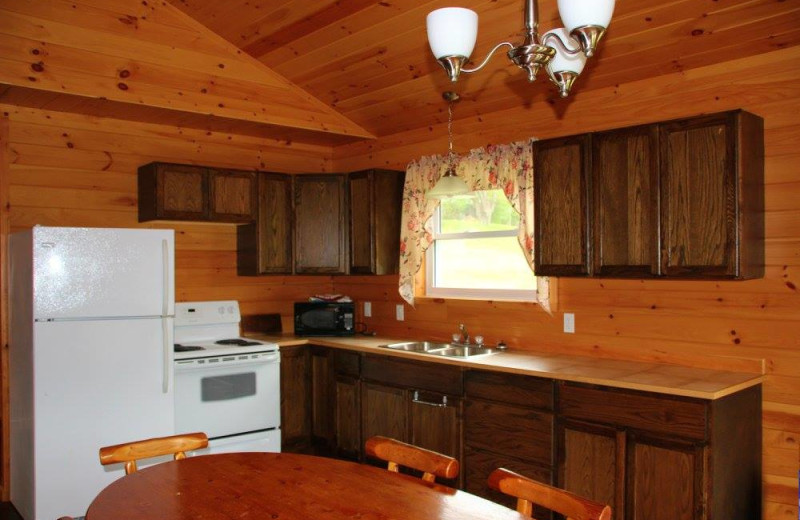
[426,0,614,97]
[427,91,470,199]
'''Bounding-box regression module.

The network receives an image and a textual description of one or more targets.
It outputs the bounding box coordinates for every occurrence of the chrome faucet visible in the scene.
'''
[458,323,470,345]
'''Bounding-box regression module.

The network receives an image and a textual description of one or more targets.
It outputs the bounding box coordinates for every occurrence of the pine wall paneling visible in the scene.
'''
[332,46,800,520]
[0,105,337,496]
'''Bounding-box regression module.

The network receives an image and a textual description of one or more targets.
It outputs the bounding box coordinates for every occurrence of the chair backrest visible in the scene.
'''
[99,432,208,475]
[364,436,459,483]
[488,468,612,520]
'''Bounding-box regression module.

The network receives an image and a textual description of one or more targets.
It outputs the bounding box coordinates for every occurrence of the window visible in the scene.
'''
[425,189,536,300]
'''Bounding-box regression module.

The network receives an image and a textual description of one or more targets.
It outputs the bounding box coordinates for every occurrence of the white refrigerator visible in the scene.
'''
[9,226,176,520]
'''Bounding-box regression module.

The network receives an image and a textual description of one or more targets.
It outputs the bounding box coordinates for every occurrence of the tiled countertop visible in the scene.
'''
[249,334,764,400]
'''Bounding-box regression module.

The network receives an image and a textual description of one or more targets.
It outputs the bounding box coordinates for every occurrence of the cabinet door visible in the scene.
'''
[209,170,256,222]
[279,346,312,452]
[558,420,624,520]
[659,114,735,277]
[592,125,659,277]
[465,448,552,511]
[533,135,591,276]
[627,435,706,520]
[294,175,348,274]
[139,163,208,221]
[349,169,404,275]
[361,382,408,444]
[409,390,462,486]
[310,347,335,449]
[335,374,361,460]
[237,173,293,275]
[349,171,373,274]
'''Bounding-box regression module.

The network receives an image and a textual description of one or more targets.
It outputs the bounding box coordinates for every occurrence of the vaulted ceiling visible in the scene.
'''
[0,0,797,148]
[167,0,800,138]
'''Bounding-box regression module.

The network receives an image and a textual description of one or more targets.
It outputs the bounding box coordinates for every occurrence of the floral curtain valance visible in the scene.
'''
[398,139,551,313]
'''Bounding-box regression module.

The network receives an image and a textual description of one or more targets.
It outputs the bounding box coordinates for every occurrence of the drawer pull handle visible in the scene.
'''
[412,391,448,408]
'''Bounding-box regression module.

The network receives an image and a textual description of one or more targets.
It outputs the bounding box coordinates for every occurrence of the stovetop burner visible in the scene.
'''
[215,338,263,346]
[174,344,205,352]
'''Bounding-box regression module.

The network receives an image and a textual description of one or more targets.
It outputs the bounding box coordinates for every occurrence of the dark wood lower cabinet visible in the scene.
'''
[361,382,408,443]
[310,346,335,450]
[627,435,705,520]
[558,382,761,520]
[463,370,555,515]
[284,348,760,520]
[559,420,624,520]
[409,389,463,488]
[334,374,361,460]
[279,345,312,453]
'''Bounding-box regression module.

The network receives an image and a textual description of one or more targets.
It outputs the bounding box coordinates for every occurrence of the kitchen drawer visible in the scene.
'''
[465,370,554,411]
[465,399,552,465]
[559,383,708,441]
[362,355,463,395]
[465,447,552,512]
[334,350,360,377]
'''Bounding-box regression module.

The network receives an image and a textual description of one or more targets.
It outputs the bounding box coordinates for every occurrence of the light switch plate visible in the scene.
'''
[364,301,372,317]
[563,313,575,334]
[396,304,404,321]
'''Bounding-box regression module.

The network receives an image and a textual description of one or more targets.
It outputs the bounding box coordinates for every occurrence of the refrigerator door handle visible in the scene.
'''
[162,239,170,317]
[162,318,171,394]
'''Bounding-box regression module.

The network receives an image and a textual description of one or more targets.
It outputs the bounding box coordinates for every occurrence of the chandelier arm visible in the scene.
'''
[461,41,516,74]
[541,32,583,56]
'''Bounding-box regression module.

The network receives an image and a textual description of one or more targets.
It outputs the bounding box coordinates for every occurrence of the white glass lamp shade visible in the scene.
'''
[557,0,615,31]
[544,28,586,75]
[427,170,471,199]
[426,7,478,59]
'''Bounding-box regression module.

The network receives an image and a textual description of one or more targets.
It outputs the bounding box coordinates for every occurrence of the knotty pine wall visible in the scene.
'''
[332,46,800,520]
[1,104,338,330]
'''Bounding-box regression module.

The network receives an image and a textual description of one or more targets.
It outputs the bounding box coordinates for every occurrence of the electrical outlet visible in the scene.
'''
[563,312,575,334]
[396,304,404,321]
[363,301,372,318]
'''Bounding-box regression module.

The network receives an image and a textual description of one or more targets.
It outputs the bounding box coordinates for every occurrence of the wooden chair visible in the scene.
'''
[488,468,612,520]
[364,436,459,483]
[99,432,208,475]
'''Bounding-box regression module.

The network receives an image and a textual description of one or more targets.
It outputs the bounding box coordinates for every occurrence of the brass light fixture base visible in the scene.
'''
[437,55,469,82]
[507,43,556,82]
[570,25,606,57]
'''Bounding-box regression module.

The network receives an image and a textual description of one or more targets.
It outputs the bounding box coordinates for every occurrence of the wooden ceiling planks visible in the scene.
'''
[0,0,373,143]
[3,0,798,143]
[162,0,800,140]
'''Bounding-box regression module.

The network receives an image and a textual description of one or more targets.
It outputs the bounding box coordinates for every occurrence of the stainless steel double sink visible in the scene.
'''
[379,341,496,358]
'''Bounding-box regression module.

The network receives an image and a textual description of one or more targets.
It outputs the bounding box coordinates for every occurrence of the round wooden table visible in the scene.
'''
[85,452,528,520]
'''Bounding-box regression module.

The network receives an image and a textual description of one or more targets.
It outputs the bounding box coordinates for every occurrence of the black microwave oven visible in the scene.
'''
[294,302,355,337]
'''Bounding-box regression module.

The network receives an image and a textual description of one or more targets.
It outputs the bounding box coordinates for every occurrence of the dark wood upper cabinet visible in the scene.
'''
[533,135,591,276]
[208,169,257,222]
[534,110,763,279]
[237,173,293,275]
[138,162,256,223]
[294,174,348,275]
[348,169,405,275]
[659,111,764,278]
[592,125,660,277]
[138,162,208,221]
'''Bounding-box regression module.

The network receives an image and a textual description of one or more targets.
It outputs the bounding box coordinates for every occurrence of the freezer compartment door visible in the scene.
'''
[33,227,174,319]
[32,319,175,519]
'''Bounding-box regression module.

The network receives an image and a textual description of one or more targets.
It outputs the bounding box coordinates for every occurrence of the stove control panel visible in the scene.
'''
[176,301,240,327]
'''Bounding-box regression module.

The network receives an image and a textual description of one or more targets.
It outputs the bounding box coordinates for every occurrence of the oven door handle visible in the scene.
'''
[174,353,280,372]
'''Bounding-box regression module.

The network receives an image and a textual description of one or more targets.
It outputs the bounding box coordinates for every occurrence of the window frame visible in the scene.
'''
[424,200,537,302]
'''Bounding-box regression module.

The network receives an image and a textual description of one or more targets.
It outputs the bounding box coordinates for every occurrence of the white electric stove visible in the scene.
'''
[173,301,281,454]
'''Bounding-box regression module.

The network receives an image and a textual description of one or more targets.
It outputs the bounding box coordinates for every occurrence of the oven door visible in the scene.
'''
[174,351,280,439]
